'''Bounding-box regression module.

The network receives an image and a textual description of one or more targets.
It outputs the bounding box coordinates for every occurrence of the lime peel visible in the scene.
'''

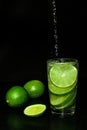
[23,104,46,117]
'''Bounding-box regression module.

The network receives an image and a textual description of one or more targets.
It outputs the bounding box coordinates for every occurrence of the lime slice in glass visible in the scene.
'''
[23,104,46,117]
[55,89,77,109]
[50,63,78,88]
[50,88,76,106]
[48,79,77,95]
[50,93,70,106]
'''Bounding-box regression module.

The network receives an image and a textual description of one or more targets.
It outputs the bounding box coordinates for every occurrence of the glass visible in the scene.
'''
[47,58,79,118]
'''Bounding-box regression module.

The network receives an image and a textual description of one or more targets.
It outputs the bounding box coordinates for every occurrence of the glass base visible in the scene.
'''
[51,106,75,118]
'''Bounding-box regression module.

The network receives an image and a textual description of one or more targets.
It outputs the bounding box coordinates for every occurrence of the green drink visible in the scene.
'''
[47,58,78,117]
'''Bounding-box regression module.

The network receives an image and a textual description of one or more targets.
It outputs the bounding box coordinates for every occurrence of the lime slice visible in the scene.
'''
[23,104,46,117]
[50,93,69,106]
[48,79,77,95]
[50,88,76,106]
[55,89,77,109]
[50,63,78,88]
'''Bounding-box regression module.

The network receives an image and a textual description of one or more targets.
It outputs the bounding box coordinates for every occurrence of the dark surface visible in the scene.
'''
[0,77,87,130]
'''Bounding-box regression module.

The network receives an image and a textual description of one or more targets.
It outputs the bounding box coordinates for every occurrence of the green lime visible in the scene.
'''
[6,86,29,107]
[23,104,46,117]
[24,80,45,98]
[50,63,78,88]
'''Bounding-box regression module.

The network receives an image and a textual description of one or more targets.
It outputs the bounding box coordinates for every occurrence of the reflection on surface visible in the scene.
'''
[5,110,49,130]
[6,113,24,130]
[6,111,77,130]
[49,115,77,130]
[2,103,87,130]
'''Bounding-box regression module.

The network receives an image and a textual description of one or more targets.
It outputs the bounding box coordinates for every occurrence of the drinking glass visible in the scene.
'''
[47,58,79,117]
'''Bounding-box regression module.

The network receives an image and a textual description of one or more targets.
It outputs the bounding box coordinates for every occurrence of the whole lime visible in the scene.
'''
[24,80,45,98]
[6,86,29,107]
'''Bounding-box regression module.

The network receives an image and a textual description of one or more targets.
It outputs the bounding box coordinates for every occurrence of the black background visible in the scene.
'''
[0,1,87,130]
[0,0,48,82]
[0,0,87,84]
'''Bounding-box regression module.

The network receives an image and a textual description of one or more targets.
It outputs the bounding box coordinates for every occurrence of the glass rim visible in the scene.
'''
[47,58,78,63]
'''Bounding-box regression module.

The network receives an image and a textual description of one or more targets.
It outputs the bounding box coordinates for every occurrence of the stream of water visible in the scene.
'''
[52,0,59,57]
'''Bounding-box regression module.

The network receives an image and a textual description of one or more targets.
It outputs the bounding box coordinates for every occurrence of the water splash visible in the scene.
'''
[52,0,58,57]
